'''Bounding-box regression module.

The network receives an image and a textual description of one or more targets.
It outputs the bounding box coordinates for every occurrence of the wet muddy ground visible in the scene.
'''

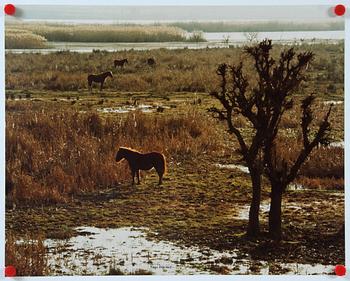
[6,156,344,275]
[5,91,345,275]
[44,226,334,275]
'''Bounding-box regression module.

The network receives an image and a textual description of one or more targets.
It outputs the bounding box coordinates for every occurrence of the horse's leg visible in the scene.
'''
[158,174,163,185]
[155,167,164,185]
[88,80,92,93]
[155,159,165,185]
[137,170,140,184]
[131,169,136,185]
[100,81,104,91]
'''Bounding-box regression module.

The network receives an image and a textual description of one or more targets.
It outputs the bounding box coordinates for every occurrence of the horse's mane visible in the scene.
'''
[119,146,141,153]
[89,71,112,76]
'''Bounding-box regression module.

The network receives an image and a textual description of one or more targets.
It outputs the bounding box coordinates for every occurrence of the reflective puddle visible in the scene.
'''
[98,104,169,114]
[98,104,154,113]
[235,201,303,221]
[215,163,249,174]
[235,202,270,220]
[287,183,306,191]
[330,141,344,148]
[323,100,343,105]
[44,226,334,275]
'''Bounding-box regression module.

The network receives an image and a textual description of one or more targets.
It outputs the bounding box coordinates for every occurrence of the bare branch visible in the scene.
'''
[286,104,332,185]
[301,94,315,147]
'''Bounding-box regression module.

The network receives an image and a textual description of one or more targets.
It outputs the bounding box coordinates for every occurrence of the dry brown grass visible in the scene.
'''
[6,102,223,204]
[296,176,343,190]
[6,232,48,276]
[300,146,343,179]
[274,137,343,189]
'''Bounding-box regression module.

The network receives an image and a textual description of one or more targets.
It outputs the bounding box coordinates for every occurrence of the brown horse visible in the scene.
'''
[114,58,128,68]
[147,58,156,66]
[87,71,113,92]
[115,147,166,185]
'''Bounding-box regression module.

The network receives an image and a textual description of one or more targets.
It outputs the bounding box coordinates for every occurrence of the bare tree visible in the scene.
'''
[243,32,259,44]
[209,39,332,239]
[222,35,230,45]
[209,59,265,238]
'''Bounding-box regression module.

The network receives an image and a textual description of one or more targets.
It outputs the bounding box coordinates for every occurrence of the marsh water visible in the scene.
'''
[6,31,344,54]
[203,30,344,41]
[44,226,334,275]
[214,163,249,174]
[97,104,170,114]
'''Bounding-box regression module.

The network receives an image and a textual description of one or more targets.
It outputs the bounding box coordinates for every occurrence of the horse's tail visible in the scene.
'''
[160,153,167,175]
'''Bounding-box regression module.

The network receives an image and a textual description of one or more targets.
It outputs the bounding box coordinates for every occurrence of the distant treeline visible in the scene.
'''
[165,21,344,32]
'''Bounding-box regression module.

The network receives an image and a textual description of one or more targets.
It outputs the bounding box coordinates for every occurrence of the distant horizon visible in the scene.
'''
[5,5,344,23]
[6,19,345,24]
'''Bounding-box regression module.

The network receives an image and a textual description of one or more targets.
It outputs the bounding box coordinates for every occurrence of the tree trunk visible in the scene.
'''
[247,171,261,237]
[269,183,284,240]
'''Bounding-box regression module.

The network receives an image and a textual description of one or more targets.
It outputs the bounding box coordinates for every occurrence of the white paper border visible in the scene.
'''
[0,0,348,280]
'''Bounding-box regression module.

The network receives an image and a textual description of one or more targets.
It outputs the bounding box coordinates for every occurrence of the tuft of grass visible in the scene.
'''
[6,232,48,276]
[107,267,125,275]
[107,267,153,275]
[133,269,153,275]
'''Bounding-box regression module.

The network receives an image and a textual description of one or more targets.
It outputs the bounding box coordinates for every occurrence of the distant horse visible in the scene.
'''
[87,71,113,92]
[114,58,128,68]
[147,58,156,66]
[115,147,166,185]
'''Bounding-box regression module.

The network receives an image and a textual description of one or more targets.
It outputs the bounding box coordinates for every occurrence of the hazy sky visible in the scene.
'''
[8,5,343,22]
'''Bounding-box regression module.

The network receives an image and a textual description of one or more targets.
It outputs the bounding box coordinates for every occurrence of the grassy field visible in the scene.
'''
[5,43,344,275]
[5,43,344,94]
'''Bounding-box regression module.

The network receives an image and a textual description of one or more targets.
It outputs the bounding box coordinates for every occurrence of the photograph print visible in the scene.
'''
[4,5,345,276]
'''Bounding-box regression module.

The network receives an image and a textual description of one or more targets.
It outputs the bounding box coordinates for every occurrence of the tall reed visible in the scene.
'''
[6,23,189,45]
[5,29,49,49]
